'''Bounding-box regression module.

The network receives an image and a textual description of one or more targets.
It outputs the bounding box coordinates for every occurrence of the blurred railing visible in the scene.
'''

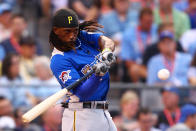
[0,83,195,111]
[108,83,195,111]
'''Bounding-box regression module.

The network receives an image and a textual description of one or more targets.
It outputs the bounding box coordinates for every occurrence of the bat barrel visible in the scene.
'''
[22,88,68,123]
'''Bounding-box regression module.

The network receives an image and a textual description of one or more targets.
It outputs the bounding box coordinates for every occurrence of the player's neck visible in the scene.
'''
[160,6,172,14]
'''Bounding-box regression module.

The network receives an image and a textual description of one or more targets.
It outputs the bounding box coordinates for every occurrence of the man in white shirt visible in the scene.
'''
[180,29,196,52]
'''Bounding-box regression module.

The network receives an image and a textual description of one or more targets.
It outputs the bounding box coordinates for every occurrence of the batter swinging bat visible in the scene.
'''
[22,69,95,123]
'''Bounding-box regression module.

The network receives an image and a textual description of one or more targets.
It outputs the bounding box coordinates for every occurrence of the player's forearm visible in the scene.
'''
[99,36,115,51]
[74,74,102,100]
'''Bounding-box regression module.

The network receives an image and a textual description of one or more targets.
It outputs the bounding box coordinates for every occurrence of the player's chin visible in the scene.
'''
[62,41,77,48]
[65,41,76,45]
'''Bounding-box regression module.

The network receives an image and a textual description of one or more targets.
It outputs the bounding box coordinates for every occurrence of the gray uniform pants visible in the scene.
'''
[62,108,117,131]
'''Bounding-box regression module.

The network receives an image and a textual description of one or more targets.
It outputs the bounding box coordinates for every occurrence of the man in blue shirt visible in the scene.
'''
[99,0,138,82]
[120,8,158,82]
[147,31,192,86]
[50,9,116,131]
[99,0,138,38]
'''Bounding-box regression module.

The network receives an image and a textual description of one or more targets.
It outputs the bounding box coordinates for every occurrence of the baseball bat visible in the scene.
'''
[22,70,94,123]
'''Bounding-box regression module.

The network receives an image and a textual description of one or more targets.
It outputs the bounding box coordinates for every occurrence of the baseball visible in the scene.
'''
[157,69,170,80]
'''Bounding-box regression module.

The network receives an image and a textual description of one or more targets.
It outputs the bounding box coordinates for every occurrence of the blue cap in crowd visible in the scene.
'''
[0,3,12,15]
[162,86,179,95]
[179,104,196,122]
[159,30,174,40]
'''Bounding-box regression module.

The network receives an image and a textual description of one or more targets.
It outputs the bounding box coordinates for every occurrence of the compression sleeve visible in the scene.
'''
[74,74,101,100]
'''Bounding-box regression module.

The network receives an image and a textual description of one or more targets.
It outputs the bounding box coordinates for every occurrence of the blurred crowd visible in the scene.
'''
[1,0,196,130]
[111,88,196,131]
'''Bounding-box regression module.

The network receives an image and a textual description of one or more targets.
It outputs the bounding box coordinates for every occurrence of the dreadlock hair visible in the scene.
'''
[49,20,103,52]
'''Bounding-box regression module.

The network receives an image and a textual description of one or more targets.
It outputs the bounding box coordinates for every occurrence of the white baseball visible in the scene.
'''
[157,69,170,80]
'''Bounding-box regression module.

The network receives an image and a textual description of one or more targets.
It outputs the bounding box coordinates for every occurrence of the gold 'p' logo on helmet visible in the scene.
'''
[68,16,72,24]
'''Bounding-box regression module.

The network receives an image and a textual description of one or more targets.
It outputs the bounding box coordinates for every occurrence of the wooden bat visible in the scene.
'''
[22,70,94,123]
[22,88,68,123]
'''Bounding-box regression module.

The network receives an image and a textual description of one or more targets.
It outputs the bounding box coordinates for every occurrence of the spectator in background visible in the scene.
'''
[110,111,123,131]
[147,31,191,86]
[180,28,196,53]
[0,96,16,130]
[130,0,156,11]
[187,53,196,105]
[19,36,37,84]
[0,53,22,85]
[41,0,68,17]
[141,0,155,8]
[29,56,60,99]
[13,108,42,131]
[186,0,196,29]
[0,96,14,117]
[0,14,27,61]
[121,8,157,82]
[13,109,24,131]
[167,104,196,131]
[68,0,94,20]
[99,0,138,39]
[0,53,21,102]
[188,53,196,85]
[182,10,196,55]
[120,91,139,130]
[85,0,112,21]
[0,3,12,43]
[154,0,190,39]
[99,0,138,82]
[0,0,16,7]
[30,56,59,86]
[134,108,160,131]
[186,40,196,56]
[173,0,189,11]
[142,22,184,67]
[0,116,16,130]
[41,105,62,131]
[156,87,180,131]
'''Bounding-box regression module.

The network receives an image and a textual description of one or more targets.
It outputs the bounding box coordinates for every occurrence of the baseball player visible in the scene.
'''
[49,9,117,131]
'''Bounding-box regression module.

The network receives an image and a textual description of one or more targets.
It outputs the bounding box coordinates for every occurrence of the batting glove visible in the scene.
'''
[101,48,116,66]
[93,62,109,76]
